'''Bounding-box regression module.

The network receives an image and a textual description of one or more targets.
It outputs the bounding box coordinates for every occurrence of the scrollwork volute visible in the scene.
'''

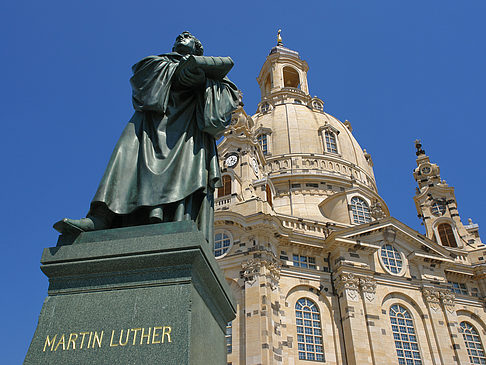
[422,286,441,312]
[241,256,281,290]
[241,259,261,286]
[359,276,377,302]
[438,289,456,313]
[335,273,360,302]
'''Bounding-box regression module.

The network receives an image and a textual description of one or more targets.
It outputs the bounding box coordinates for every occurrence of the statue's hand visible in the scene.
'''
[178,67,206,88]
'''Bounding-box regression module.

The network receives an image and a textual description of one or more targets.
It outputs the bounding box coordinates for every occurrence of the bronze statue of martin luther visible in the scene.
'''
[54,31,239,244]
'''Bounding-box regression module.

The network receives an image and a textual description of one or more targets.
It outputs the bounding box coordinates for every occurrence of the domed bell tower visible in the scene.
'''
[250,31,387,225]
[413,140,482,250]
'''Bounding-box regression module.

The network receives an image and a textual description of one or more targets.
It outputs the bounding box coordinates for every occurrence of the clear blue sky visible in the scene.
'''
[1,1,485,362]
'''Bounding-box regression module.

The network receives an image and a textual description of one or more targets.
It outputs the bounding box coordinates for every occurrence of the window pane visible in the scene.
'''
[295,298,324,362]
[460,322,486,364]
[390,305,422,365]
[350,196,371,224]
[381,244,403,275]
[214,232,232,257]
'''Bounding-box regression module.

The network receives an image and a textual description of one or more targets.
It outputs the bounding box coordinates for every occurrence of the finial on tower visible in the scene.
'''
[277,29,283,46]
[415,139,425,156]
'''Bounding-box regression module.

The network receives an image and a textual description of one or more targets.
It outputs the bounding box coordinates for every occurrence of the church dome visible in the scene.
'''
[247,36,387,224]
[252,104,376,186]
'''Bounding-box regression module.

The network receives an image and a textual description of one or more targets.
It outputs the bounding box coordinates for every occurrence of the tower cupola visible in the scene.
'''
[256,31,310,105]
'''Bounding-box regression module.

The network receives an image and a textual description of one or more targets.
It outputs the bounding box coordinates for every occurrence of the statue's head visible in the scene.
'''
[172,31,204,56]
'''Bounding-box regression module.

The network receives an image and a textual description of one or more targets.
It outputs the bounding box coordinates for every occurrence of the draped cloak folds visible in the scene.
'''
[90,53,239,242]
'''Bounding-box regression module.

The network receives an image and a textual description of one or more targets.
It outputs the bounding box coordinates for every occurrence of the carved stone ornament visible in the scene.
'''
[241,259,261,286]
[439,289,456,313]
[335,273,360,302]
[266,260,281,291]
[383,227,396,243]
[371,201,386,220]
[359,276,377,302]
[241,256,281,290]
[422,287,440,312]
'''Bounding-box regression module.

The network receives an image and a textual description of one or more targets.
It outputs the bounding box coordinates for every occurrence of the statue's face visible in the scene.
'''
[173,32,196,55]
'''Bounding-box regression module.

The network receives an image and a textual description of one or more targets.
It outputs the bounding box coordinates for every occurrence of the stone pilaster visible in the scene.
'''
[358,276,384,365]
[438,289,469,364]
[334,273,373,365]
[421,286,458,364]
[241,252,282,365]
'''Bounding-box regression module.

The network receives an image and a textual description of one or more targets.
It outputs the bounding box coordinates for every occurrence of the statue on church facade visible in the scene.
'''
[54,31,239,243]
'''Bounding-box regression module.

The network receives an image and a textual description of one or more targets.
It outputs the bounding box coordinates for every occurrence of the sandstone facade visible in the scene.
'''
[215,39,485,365]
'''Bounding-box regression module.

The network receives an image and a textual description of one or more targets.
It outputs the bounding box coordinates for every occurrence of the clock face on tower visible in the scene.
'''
[225,153,239,168]
[421,165,431,174]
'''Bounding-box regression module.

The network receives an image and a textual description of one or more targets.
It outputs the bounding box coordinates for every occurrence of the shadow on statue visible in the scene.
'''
[25,31,237,365]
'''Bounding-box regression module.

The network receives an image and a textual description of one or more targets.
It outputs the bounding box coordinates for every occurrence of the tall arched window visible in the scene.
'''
[324,131,338,154]
[437,223,458,247]
[389,304,422,365]
[295,298,324,362]
[350,197,371,224]
[459,321,486,364]
[265,184,273,208]
[217,175,231,197]
[257,134,268,155]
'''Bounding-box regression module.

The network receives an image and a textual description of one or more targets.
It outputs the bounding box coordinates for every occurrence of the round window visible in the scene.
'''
[431,202,446,216]
[379,243,405,275]
[214,231,232,258]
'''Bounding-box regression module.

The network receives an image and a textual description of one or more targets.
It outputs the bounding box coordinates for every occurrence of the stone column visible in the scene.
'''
[421,286,457,364]
[334,273,373,365]
[242,253,282,365]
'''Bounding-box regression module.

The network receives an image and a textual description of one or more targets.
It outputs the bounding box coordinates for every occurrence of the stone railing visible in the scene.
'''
[215,194,236,210]
[280,216,331,237]
[281,87,307,97]
[265,154,376,190]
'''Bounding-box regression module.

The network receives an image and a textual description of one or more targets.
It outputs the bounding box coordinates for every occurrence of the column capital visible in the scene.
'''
[241,256,281,289]
[422,286,441,312]
[438,288,456,313]
[335,273,360,302]
[359,276,377,303]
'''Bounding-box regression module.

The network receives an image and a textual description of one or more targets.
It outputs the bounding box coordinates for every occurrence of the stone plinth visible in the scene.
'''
[24,221,235,365]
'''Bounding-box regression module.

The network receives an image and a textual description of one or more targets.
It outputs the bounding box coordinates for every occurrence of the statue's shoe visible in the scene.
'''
[53,218,95,235]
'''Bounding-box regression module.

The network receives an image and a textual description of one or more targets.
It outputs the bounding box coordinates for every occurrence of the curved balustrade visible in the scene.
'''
[265,154,376,190]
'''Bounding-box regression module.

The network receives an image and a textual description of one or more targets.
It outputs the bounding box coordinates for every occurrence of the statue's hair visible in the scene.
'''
[173,31,204,56]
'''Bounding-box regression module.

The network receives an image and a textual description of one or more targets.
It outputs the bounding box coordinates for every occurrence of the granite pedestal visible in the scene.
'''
[24,221,235,365]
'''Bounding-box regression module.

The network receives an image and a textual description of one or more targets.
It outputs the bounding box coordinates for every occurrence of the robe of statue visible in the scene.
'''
[89,53,239,242]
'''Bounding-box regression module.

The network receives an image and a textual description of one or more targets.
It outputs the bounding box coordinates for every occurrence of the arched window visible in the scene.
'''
[350,197,371,224]
[295,298,324,362]
[217,175,231,197]
[264,74,271,95]
[214,231,232,257]
[459,321,486,364]
[437,223,457,247]
[266,184,273,208]
[324,131,338,154]
[257,134,268,155]
[389,304,422,365]
[283,66,300,88]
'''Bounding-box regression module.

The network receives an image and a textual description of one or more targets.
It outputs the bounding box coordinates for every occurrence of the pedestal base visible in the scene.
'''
[24,221,235,365]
